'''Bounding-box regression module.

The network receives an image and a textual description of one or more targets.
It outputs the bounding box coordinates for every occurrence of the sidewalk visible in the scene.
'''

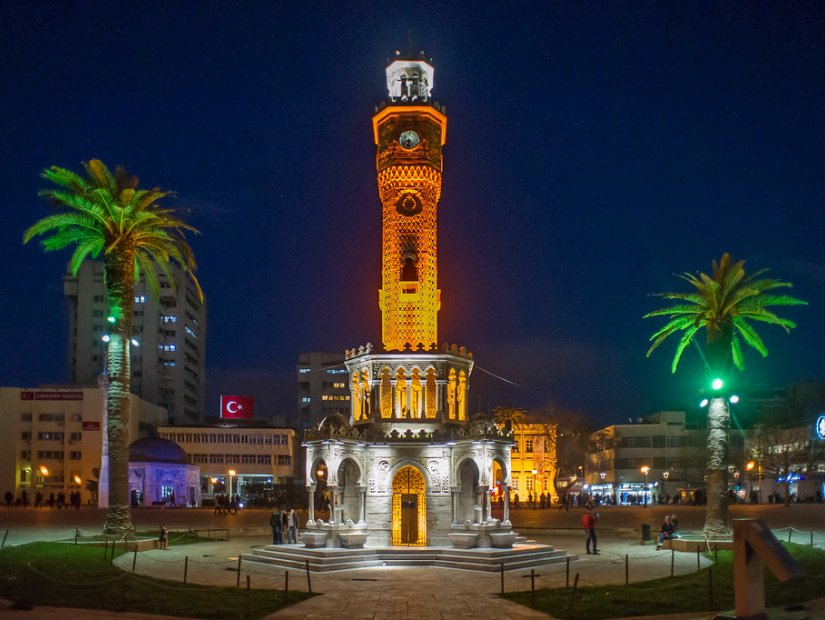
[1,527,824,619]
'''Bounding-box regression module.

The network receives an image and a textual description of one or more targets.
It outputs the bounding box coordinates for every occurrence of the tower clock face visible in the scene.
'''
[398,130,421,150]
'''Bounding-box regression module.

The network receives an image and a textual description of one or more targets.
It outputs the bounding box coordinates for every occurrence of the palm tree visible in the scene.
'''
[24,159,203,535]
[645,253,805,538]
[493,406,528,501]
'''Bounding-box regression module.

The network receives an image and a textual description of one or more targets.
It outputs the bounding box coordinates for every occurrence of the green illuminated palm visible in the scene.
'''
[645,253,805,374]
[24,159,203,535]
[644,253,805,538]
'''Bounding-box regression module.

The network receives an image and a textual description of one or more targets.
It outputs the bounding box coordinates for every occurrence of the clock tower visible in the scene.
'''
[373,53,446,351]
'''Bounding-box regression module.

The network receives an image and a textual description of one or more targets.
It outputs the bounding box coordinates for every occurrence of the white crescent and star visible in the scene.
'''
[226,400,242,414]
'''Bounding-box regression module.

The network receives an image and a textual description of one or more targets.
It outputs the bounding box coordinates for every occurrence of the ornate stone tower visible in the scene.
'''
[373,55,445,351]
[302,53,514,550]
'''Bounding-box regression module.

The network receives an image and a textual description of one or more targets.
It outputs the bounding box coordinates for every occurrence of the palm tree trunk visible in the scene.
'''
[102,251,135,536]
[704,396,731,539]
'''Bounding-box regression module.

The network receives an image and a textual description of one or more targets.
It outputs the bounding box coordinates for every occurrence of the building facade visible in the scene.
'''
[157,423,297,505]
[508,423,559,504]
[303,54,514,550]
[297,352,350,428]
[65,260,206,425]
[586,411,746,505]
[0,386,166,505]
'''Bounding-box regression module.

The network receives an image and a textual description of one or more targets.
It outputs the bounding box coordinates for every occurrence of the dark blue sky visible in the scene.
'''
[2,2,823,425]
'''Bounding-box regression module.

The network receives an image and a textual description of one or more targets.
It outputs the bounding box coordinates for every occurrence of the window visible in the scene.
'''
[301,396,311,404]
[525,438,534,453]
[70,432,81,441]
[209,454,225,464]
[281,435,289,445]
[325,368,347,375]
[159,344,176,352]
[332,382,346,389]
[242,454,256,464]
[93,295,103,302]
[526,477,534,491]
[298,368,310,374]
[38,432,64,441]
[257,455,271,465]
[277,455,291,466]
[511,476,519,490]
[134,295,145,303]
[21,413,32,421]
[20,451,30,460]
[69,451,81,460]
[185,325,198,339]
[161,314,177,323]
[70,413,82,422]
[193,454,208,464]
[19,470,28,483]
[21,432,31,440]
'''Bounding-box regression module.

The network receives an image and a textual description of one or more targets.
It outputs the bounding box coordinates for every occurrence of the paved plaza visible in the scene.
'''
[1,504,824,619]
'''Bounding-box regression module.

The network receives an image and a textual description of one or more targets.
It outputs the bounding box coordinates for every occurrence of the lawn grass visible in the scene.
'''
[0,542,315,619]
[502,543,825,619]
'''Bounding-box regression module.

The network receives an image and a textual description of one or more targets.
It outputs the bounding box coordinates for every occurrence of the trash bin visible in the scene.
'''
[641,523,652,542]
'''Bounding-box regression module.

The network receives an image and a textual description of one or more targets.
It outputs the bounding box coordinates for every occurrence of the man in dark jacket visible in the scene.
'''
[270,507,283,544]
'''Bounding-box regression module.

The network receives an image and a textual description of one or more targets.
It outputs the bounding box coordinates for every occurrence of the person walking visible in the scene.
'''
[270,507,283,544]
[581,507,599,555]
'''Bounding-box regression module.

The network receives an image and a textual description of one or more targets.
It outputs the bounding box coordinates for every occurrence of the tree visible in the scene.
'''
[24,159,203,535]
[749,424,825,506]
[532,403,591,501]
[645,253,805,538]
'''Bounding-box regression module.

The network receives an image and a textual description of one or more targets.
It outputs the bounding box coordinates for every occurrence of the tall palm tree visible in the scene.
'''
[24,159,203,535]
[493,406,528,500]
[645,253,805,538]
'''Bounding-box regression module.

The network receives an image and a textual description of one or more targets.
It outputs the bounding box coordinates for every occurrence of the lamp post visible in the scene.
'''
[640,465,651,507]
[228,469,236,501]
[662,470,670,500]
[745,460,756,503]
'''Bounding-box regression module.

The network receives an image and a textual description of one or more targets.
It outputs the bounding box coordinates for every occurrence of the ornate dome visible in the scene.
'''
[129,437,188,464]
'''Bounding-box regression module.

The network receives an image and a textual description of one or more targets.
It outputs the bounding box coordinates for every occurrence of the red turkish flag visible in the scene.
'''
[220,395,255,419]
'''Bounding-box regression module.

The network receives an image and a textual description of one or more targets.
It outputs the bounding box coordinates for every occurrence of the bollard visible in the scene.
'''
[184,556,189,584]
[284,571,289,603]
[671,549,675,577]
[788,529,792,543]
[530,569,535,608]
[812,531,815,547]
[247,574,252,618]
[132,549,137,572]
[236,556,242,588]
[500,563,504,595]
[566,573,579,614]
[2,529,8,550]
[75,528,79,545]
[625,554,629,585]
[305,559,312,593]
[696,549,700,573]
[566,556,570,588]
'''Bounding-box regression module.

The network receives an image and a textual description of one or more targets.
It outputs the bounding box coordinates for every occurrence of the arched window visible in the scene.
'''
[401,256,417,282]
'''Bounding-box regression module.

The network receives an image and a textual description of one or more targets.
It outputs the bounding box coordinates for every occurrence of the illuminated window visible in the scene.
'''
[277,455,291,466]
[525,438,533,453]
[134,295,145,303]
[298,368,311,374]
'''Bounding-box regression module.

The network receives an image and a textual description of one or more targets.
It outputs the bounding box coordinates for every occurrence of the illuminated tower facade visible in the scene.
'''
[373,57,445,351]
[301,53,514,550]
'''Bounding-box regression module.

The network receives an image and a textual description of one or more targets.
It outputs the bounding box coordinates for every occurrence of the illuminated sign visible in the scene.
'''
[82,421,100,431]
[21,391,83,401]
[220,395,254,419]
[815,414,825,441]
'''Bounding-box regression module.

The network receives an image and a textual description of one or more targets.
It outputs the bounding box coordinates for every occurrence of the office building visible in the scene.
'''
[64,260,206,424]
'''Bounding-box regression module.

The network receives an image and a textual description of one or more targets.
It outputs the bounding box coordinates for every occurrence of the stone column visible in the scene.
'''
[450,486,460,523]
[357,485,367,523]
[503,483,510,524]
[328,485,338,524]
[307,485,316,523]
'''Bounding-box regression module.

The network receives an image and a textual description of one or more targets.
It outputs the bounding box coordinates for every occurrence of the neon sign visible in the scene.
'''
[815,414,825,441]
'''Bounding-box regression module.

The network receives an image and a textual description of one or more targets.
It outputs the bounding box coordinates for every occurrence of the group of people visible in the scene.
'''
[656,513,680,549]
[213,494,241,515]
[4,489,82,509]
[269,507,300,544]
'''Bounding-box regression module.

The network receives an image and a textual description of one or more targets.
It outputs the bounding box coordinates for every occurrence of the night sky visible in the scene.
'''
[2,3,823,426]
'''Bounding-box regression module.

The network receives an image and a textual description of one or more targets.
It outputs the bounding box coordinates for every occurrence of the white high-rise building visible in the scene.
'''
[64,261,206,425]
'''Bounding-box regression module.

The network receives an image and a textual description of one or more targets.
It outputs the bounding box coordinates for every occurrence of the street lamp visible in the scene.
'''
[228,469,236,500]
[640,465,651,507]
[662,470,670,499]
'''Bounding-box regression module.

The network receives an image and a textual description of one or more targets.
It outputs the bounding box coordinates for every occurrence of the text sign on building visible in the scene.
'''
[82,421,101,431]
[21,391,83,401]
[220,395,255,419]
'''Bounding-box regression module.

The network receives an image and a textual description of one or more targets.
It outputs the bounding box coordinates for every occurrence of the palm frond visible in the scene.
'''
[671,324,701,373]
[732,317,768,357]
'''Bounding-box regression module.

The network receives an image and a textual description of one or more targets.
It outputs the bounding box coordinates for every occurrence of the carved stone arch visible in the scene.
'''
[337,456,364,487]
[492,455,510,486]
[388,459,433,490]
[452,454,483,488]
